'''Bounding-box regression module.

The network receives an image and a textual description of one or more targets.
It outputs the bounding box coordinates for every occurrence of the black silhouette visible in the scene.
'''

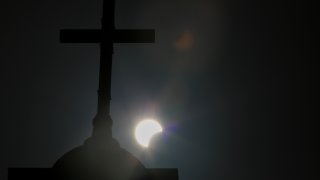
[8,0,178,180]
[53,0,157,180]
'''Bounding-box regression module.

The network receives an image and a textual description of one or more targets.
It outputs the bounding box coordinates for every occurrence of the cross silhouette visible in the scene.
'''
[60,0,155,128]
[8,1,179,179]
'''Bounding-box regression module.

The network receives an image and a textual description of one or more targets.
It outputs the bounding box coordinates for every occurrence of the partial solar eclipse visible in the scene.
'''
[135,119,163,148]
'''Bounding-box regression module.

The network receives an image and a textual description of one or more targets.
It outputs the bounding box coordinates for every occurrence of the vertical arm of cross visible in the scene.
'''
[96,0,115,118]
[102,0,115,31]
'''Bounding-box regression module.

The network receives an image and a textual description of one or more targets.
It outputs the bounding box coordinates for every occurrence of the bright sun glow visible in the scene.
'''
[135,119,163,148]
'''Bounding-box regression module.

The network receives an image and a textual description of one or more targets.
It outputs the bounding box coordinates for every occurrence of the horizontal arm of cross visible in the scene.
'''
[60,29,155,43]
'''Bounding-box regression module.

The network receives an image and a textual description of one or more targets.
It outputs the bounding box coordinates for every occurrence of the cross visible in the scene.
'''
[60,0,155,132]
[8,1,179,179]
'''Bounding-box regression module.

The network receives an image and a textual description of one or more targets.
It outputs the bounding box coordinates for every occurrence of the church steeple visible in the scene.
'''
[53,1,155,179]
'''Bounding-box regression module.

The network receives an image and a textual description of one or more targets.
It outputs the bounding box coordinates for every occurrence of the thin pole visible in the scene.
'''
[93,0,115,133]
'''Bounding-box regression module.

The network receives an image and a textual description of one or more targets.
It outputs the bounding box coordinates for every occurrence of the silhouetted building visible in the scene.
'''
[9,0,178,180]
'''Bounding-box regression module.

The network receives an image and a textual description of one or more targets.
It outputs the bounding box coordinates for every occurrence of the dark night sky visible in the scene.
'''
[1,0,318,180]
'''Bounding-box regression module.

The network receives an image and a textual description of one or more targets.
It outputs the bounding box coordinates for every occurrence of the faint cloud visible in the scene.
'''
[174,30,194,51]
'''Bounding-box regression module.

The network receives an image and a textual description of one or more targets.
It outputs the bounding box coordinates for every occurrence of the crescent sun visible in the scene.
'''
[135,119,163,147]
